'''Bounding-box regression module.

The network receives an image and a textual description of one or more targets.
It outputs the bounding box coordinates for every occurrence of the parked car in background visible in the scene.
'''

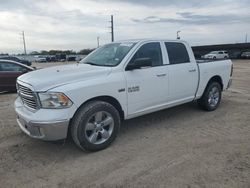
[229,52,242,59]
[49,56,56,62]
[67,56,76,61]
[0,56,32,66]
[34,55,47,63]
[44,55,56,62]
[241,52,250,59]
[76,56,84,62]
[0,60,34,92]
[56,53,66,62]
[203,51,229,59]
[45,56,51,62]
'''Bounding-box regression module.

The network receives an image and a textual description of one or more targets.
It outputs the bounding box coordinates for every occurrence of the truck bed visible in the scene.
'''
[195,58,232,99]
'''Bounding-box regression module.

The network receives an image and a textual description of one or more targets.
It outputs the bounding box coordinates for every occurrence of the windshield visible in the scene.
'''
[80,42,137,67]
[209,51,217,54]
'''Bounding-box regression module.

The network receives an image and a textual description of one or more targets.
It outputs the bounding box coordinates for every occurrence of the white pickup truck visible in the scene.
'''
[15,39,233,151]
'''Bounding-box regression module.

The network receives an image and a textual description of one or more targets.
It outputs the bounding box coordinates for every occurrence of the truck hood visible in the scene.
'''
[17,63,112,91]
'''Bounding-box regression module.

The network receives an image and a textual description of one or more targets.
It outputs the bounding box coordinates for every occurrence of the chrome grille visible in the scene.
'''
[17,83,38,110]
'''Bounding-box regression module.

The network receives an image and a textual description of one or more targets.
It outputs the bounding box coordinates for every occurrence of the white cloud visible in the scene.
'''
[0,0,249,53]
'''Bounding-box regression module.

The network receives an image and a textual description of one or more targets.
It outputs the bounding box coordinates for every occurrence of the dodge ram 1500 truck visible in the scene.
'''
[15,39,233,151]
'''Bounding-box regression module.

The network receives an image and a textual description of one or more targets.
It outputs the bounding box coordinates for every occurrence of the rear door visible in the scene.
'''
[164,42,198,102]
[218,51,224,59]
[0,62,28,91]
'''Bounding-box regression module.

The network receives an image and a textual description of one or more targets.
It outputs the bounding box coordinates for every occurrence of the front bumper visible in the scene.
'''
[16,114,69,140]
[15,97,76,141]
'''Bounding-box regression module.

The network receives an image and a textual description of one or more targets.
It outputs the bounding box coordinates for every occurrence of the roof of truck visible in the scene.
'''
[115,39,187,43]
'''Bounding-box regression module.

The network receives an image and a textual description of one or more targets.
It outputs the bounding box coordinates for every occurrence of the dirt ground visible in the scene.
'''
[0,60,250,188]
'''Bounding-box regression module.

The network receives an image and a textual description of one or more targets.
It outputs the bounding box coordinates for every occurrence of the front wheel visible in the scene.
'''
[198,82,222,111]
[71,101,121,151]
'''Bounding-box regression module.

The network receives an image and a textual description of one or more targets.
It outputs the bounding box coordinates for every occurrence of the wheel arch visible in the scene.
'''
[73,95,124,121]
[207,75,223,90]
[67,95,125,138]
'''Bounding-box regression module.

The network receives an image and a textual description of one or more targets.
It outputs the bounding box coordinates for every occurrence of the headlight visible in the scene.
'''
[38,92,73,109]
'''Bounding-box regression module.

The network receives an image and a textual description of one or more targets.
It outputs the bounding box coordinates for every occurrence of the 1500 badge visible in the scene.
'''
[128,86,140,93]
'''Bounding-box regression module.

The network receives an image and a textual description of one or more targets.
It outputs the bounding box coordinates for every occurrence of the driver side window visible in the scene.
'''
[129,42,163,67]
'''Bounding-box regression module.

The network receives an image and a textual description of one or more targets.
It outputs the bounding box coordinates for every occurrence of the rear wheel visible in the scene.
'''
[198,82,222,111]
[71,101,120,151]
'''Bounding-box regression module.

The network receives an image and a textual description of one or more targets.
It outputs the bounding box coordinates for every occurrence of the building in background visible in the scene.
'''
[192,43,250,59]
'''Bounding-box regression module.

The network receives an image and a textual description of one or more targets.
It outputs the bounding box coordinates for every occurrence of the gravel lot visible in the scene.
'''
[0,60,250,188]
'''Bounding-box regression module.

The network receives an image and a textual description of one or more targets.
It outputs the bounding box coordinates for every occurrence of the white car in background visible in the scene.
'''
[34,55,47,63]
[241,52,250,59]
[203,51,229,59]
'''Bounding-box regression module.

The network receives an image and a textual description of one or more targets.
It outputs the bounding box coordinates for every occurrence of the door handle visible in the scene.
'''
[189,69,196,72]
[156,73,166,77]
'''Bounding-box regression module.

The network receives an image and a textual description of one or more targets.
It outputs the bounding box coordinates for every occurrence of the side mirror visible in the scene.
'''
[126,58,152,71]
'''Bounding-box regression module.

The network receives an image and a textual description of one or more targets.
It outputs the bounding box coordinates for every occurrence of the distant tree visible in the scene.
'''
[13,49,95,56]
[40,50,49,55]
[29,51,39,55]
[0,53,9,56]
[78,48,95,55]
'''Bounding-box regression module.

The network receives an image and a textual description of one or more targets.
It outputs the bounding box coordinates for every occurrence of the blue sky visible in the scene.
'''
[0,0,250,53]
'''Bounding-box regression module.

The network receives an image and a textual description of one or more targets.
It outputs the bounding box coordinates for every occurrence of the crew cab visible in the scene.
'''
[15,39,233,151]
[203,51,229,59]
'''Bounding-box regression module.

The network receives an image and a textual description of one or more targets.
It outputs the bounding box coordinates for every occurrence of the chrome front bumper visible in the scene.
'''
[16,114,69,140]
[15,97,76,141]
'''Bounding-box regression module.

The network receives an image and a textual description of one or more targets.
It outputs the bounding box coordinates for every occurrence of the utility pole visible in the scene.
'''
[177,31,181,40]
[110,15,114,42]
[97,36,100,47]
[245,33,248,43]
[22,31,27,55]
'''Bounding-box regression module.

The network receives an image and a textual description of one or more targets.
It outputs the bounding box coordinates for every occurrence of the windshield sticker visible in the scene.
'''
[120,43,134,47]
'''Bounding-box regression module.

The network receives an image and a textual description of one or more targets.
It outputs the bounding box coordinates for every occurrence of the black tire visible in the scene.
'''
[198,82,222,111]
[213,56,216,59]
[71,101,121,151]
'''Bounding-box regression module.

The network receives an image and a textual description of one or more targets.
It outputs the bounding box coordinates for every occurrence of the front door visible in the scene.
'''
[124,42,168,116]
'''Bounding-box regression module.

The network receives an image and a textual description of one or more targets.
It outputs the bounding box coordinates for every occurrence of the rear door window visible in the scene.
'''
[165,42,190,64]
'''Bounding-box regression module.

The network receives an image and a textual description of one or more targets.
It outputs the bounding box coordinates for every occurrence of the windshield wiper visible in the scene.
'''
[84,62,115,67]
[84,62,102,66]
